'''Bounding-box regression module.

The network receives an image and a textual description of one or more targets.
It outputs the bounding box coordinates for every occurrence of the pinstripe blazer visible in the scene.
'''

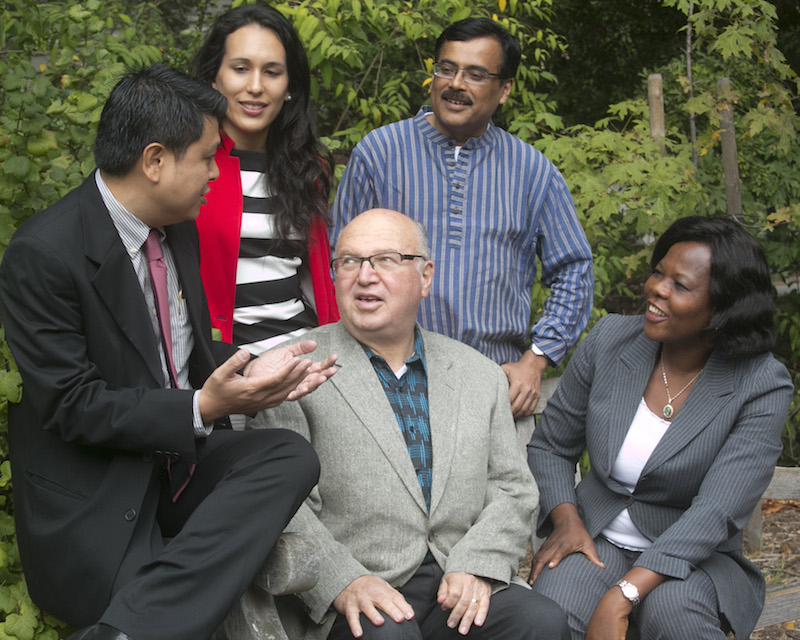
[528,314,793,638]
[252,322,537,640]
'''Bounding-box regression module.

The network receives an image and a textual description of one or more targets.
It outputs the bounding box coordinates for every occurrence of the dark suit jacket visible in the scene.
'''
[528,314,793,638]
[0,174,237,625]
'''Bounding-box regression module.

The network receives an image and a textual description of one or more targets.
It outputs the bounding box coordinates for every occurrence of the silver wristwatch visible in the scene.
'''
[616,580,640,606]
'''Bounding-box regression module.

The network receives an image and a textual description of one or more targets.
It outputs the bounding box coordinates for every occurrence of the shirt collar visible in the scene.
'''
[361,326,428,377]
[95,170,163,257]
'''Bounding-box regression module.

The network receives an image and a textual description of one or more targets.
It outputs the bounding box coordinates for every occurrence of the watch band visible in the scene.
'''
[616,579,640,606]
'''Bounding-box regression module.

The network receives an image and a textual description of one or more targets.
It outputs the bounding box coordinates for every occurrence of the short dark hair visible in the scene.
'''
[650,216,776,357]
[191,3,331,245]
[94,64,227,176]
[434,17,521,79]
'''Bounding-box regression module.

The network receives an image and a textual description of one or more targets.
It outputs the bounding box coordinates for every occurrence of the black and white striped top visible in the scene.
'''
[232,149,317,354]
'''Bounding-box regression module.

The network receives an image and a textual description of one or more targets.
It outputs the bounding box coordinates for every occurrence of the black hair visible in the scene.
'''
[192,3,332,245]
[650,216,776,357]
[94,63,227,176]
[434,17,521,79]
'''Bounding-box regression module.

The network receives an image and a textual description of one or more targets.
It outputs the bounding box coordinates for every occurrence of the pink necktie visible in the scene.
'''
[144,230,179,387]
[143,229,194,501]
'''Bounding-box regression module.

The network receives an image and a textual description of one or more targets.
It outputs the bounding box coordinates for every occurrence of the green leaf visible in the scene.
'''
[2,157,32,180]
[0,372,23,404]
[320,60,333,88]
[72,92,99,113]
[2,612,36,640]
[26,130,58,158]
[66,4,92,23]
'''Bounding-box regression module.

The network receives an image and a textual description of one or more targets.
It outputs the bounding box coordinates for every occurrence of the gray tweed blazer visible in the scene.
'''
[252,322,537,640]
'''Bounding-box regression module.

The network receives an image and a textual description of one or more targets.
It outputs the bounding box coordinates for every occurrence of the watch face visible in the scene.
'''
[621,584,637,598]
[618,581,639,604]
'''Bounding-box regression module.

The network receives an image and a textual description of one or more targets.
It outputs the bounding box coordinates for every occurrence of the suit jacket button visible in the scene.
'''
[622,496,633,505]
[427,532,434,542]
[124,508,137,522]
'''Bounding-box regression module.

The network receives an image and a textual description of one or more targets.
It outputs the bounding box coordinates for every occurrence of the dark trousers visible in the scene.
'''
[99,428,319,640]
[327,562,569,640]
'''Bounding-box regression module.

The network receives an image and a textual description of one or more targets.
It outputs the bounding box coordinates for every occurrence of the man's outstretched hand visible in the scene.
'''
[198,341,337,422]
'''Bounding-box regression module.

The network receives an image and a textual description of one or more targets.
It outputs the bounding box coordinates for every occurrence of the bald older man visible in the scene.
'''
[252,209,568,640]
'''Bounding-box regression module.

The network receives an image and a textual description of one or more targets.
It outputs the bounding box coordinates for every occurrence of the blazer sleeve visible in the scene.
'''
[442,362,539,585]
[0,232,196,458]
[527,315,604,532]
[634,357,793,579]
[251,401,370,623]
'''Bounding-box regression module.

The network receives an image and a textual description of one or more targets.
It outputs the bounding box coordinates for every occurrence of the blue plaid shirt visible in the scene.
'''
[363,329,433,511]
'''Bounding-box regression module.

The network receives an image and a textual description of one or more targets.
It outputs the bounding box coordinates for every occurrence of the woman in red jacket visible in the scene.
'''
[192,4,337,355]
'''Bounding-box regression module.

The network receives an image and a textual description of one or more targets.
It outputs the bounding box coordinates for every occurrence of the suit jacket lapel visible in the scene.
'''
[643,351,734,474]
[425,332,458,515]
[326,324,428,513]
[80,178,163,384]
[603,333,659,474]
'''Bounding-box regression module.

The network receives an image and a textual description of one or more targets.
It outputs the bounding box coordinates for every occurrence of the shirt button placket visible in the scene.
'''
[447,146,467,248]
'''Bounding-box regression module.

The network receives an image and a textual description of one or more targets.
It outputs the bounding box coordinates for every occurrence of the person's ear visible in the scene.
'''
[141,143,167,184]
[498,78,513,105]
[420,260,435,299]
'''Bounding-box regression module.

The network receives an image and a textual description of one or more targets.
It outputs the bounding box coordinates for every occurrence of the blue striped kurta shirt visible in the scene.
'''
[332,107,593,365]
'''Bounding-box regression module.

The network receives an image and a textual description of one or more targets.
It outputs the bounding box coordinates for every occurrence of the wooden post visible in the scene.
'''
[648,74,666,156]
[717,78,742,219]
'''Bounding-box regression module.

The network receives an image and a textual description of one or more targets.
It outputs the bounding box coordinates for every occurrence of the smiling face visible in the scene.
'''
[428,36,513,144]
[334,210,434,353]
[212,24,290,151]
[644,241,714,349]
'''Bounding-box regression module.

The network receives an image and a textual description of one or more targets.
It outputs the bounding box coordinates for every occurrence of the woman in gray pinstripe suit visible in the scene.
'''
[527,216,793,640]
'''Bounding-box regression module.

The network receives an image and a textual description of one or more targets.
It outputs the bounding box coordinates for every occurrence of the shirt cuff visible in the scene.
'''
[192,390,214,437]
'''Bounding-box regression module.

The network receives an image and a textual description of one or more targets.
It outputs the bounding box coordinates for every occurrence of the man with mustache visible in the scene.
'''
[332,18,593,442]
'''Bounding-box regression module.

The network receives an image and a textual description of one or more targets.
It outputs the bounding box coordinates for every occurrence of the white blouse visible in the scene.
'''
[601,397,671,550]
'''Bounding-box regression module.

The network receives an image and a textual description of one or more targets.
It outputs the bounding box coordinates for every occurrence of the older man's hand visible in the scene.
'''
[333,575,415,638]
[437,572,492,635]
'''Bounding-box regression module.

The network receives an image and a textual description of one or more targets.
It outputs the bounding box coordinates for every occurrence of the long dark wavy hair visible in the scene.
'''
[192,3,332,245]
[650,216,776,358]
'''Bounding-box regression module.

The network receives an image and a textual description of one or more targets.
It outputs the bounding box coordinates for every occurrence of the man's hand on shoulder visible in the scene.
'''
[333,575,415,639]
[500,350,548,419]
[437,572,492,635]
[198,341,337,422]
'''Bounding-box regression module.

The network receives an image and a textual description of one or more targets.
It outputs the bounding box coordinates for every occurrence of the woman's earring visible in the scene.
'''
[286,94,292,102]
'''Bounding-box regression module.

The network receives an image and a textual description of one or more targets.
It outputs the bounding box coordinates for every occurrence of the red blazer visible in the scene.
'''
[196,131,338,343]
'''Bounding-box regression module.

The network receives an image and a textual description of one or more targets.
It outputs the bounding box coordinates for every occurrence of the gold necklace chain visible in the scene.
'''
[660,359,704,420]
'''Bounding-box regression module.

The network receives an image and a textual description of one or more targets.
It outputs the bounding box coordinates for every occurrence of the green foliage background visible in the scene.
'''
[0,0,798,636]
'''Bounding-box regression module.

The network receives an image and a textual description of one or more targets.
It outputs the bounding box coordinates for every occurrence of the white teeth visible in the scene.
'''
[649,304,666,317]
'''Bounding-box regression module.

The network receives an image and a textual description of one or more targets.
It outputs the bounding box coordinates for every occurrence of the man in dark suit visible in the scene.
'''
[0,64,336,640]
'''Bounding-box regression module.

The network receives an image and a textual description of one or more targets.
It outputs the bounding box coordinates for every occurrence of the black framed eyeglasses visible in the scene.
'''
[330,252,427,274]
[432,62,504,85]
